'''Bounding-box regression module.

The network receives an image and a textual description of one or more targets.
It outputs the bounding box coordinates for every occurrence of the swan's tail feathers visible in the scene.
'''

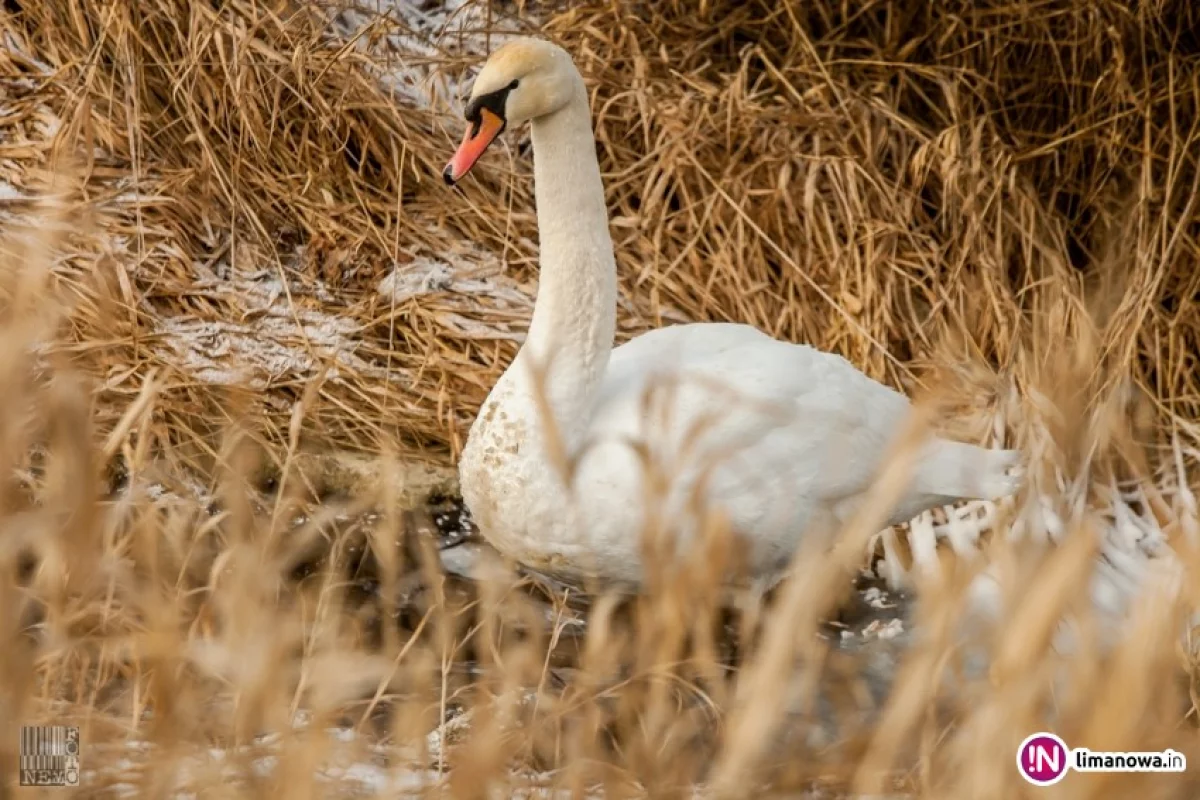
[917,440,1023,502]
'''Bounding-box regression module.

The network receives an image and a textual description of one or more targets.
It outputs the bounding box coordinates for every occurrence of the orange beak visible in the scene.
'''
[443,108,506,185]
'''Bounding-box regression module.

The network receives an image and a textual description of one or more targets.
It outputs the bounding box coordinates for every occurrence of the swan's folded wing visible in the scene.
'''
[592,327,917,512]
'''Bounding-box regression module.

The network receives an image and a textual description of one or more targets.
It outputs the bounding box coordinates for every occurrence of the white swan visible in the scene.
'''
[443,38,1019,587]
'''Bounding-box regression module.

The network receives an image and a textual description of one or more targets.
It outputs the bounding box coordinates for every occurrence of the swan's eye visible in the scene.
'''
[508,79,520,90]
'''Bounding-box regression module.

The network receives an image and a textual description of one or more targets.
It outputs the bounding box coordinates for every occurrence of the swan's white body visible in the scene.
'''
[451,39,1019,587]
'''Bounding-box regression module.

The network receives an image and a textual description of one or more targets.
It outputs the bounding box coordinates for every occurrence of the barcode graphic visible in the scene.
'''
[18,726,80,786]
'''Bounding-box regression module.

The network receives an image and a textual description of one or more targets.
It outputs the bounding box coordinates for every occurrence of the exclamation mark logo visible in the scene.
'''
[1017,732,1069,786]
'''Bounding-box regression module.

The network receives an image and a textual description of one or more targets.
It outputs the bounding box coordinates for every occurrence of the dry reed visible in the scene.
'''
[0,0,1198,797]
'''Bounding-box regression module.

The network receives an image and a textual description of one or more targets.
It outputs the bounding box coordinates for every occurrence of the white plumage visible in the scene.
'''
[445,37,1020,587]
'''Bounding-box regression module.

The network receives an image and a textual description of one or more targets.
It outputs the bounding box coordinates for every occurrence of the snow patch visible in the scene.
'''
[156,262,392,389]
[326,0,533,111]
[379,252,533,341]
[0,180,25,201]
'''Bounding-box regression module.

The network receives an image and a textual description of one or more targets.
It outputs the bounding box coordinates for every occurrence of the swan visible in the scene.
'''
[443,37,1020,588]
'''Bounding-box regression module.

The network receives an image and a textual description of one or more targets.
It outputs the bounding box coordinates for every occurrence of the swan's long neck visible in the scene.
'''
[520,80,616,447]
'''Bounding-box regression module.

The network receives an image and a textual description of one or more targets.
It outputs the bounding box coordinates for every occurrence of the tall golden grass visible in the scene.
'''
[0,0,1198,797]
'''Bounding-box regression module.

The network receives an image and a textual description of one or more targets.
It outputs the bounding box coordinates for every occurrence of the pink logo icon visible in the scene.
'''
[1017,732,1069,786]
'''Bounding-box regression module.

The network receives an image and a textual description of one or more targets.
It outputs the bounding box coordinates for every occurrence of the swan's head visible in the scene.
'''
[443,37,580,185]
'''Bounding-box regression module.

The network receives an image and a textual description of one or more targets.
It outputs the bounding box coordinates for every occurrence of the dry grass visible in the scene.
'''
[0,0,1199,797]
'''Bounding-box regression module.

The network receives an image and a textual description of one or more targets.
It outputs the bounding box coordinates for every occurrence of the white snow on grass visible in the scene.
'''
[379,253,532,309]
[0,180,25,202]
[327,0,533,112]
[156,247,536,388]
[2,29,53,75]
[155,259,389,389]
[79,711,599,799]
[82,728,445,798]
[378,251,534,342]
